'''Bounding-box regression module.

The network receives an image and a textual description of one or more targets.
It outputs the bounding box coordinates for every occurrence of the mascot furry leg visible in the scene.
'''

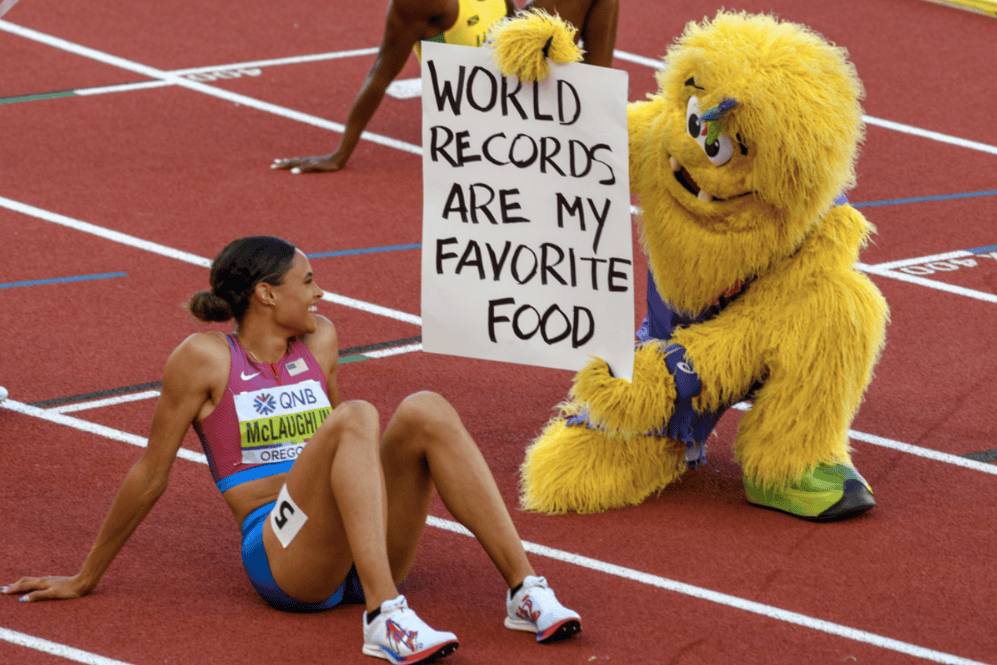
[522,401,689,514]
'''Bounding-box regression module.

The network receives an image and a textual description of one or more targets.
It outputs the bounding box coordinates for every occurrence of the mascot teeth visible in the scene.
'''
[672,159,717,202]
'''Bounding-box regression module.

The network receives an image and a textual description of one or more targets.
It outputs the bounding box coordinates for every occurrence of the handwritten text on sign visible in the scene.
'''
[420,42,633,378]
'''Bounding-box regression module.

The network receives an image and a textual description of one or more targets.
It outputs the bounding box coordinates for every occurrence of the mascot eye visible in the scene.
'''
[687,95,735,166]
[686,96,704,139]
[704,135,734,166]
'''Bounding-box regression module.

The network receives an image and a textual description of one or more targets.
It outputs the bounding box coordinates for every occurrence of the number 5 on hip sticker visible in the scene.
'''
[270,484,309,548]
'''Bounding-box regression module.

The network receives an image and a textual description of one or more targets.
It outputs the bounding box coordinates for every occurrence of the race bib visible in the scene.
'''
[270,483,308,548]
[233,379,332,464]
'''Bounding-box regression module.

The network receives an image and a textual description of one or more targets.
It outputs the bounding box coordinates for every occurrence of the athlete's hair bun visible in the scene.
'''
[188,290,235,322]
[189,236,297,324]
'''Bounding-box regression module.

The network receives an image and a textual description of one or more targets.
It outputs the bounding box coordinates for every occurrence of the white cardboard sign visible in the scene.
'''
[420,41,634,379]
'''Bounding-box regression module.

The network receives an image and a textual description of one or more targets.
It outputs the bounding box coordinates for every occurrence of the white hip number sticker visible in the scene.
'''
[269,484,308,548]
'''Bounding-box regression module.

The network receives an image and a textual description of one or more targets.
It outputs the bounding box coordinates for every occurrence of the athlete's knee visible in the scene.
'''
[319,399,380,443]
[392,391,462,440]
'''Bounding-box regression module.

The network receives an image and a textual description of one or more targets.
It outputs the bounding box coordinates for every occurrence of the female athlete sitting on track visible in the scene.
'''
[271,0,619,173]
[1,236,581,665]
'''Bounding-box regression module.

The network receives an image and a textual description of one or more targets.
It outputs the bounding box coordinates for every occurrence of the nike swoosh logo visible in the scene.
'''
[241,371,261,381]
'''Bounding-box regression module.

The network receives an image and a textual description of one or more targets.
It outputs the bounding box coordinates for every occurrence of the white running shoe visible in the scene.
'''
[362,595,459,664]
[505,575,582,643]
[0,386,7,403]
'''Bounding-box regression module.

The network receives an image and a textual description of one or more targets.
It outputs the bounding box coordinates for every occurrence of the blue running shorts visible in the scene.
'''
[240,501,365,612]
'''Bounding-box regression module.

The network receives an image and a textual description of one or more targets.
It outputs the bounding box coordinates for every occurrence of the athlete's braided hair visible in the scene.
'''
[188,236,297,323]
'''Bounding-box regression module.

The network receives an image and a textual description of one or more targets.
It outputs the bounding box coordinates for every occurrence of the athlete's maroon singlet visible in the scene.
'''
[194,334,332,493]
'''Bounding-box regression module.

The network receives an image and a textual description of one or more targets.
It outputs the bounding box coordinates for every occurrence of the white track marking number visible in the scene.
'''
[183,68,262,82]
[269,484,308,548]
[898,253,997,276]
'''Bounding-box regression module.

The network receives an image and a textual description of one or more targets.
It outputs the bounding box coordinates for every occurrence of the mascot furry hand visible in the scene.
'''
[488,11,889,520]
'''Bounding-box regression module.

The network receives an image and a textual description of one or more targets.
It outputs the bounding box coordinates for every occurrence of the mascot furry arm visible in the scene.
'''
[489,10,888,518]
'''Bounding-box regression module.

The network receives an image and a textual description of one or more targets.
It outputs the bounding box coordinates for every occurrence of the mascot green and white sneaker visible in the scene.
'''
[743,463,875,521]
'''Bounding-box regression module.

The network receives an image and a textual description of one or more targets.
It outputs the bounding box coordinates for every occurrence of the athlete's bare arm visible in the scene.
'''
[1,334,226,602]
[302,316,341,409]
[272,0,455,174]
[271,0,610,173]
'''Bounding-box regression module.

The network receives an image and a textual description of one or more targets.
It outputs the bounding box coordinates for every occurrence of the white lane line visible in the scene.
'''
[857,262,997,304]
[365,342,424,358]
[0,627,136,665]
[0,195,212,268]
[19,395,988,476]
[856,249,997,304]
[6,24,990,315]
[612,49,997,158]
[168,48,380,76]
[1,396,991,665]
[28,373,997,478]
[0,195,422,326]
[613,48,664,69]
[430,518,989,665]
[73,80,173,95]
[517,537,989,665]
[33,347,425,414]
[862,115,997,157]
[0,399,206,464]
[870,249,979,271]
[49,390,162,414]
[39,23,997,319]
[1,194,991,467]
[0,21,419,156]
[321,292,420,326]
[730,403,997,476]
[848,428,997,475]
[74,49,382,96]
[4,20,995,160]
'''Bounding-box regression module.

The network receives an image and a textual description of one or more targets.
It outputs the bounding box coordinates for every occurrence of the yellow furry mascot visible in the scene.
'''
[488,11,889,520]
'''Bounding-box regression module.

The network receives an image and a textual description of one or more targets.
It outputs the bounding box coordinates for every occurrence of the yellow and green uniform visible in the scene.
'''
[414,0,509,61]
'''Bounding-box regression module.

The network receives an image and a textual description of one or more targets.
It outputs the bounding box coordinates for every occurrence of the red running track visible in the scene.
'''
[2,0,996,663]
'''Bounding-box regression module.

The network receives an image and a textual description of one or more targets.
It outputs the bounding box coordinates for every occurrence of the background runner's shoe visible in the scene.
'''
[362,595,458,665]
[744,463,876,521]
[505,576,582,643]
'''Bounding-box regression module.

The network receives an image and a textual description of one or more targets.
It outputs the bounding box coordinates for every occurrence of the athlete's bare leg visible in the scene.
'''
[577,0,618,67]
[525,0,618,67]
[380,391,535,588]
[262,400,399,611]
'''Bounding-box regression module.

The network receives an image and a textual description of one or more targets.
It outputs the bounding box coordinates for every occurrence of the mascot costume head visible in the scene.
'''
[489,10,889,520]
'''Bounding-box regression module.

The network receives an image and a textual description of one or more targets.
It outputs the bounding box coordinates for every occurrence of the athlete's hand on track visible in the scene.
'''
[2,575,91,602]
[271,152,347,174]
